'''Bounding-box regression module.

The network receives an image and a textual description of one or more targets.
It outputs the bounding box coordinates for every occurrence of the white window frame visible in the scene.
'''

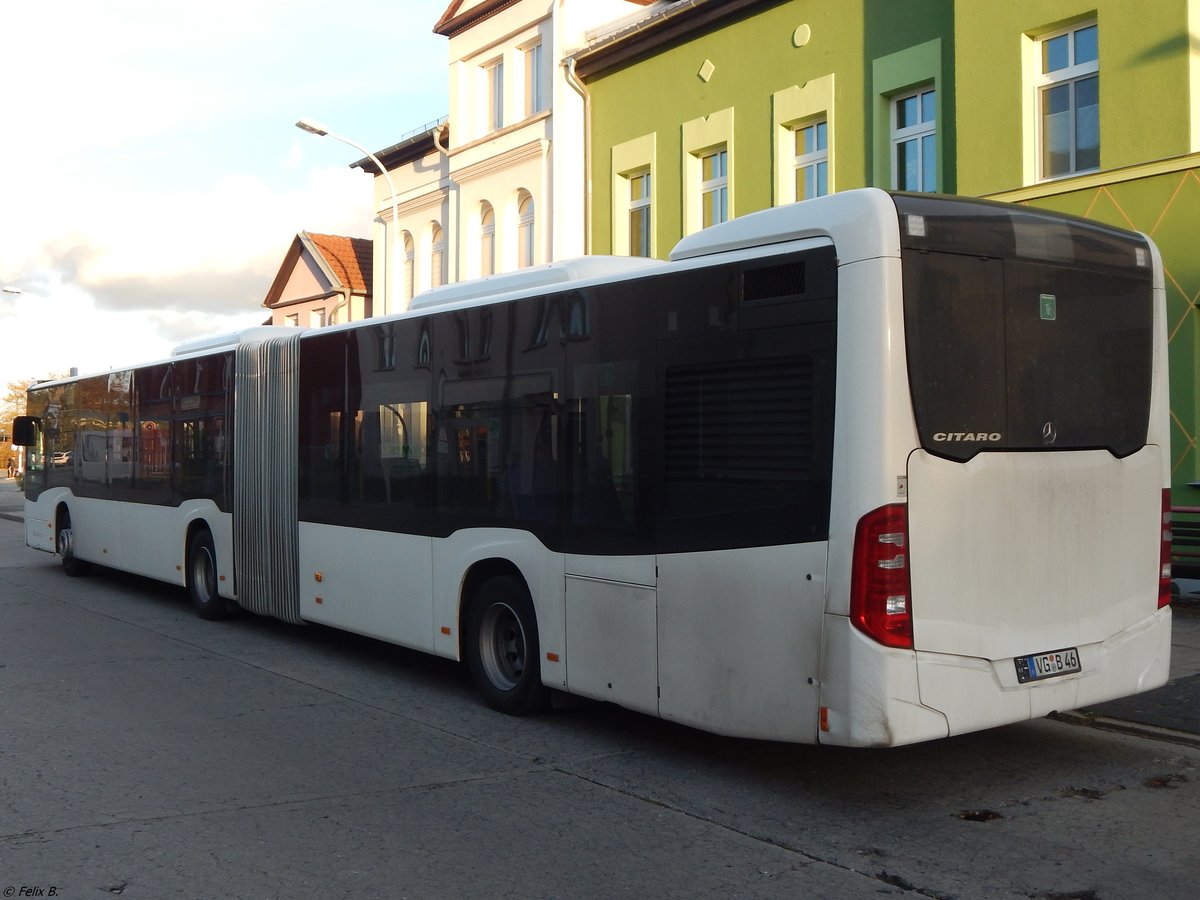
[611,133,655,257]
[627,170,652,257]
[485,58,504,132]
[1033,20,1099,180]
[891,86,937,192]
[480,202,496,276]
[700,147,729,228]
[793,119,829,202]
[523,42,544,118]
[517,191,535,269]
[682,108,733,235]
[402,232,415,305]
[772,75,835,206]
[311,308,327,328]
[431,222,446,288]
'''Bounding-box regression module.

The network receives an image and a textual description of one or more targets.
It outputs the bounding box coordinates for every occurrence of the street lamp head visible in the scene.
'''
[295,118,330,137]
[2,286,22,295]
[292,116,400,314]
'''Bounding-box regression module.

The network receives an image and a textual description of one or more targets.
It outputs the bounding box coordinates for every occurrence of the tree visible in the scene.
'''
[2,377,60,450]
[2,379,29,447]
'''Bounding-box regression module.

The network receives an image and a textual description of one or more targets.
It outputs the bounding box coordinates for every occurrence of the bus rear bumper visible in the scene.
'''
[915,606,1172,737]
[818,614,950,747]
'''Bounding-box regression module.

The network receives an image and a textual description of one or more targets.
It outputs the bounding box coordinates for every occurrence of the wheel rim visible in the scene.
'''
[478,601,526,692]
[57,526,74,560]
[191,545,216,603]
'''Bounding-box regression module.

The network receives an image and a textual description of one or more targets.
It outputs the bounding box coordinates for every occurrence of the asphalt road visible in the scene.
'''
[1,485,1199,898]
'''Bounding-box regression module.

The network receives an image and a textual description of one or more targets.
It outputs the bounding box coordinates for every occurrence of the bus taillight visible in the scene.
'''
[1160,489,1172,609]
[850,504,914,649]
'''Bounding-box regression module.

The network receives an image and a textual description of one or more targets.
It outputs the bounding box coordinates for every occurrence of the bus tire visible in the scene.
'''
[187,528,226,620]
[57,513,91,578]
[465,576,550,716]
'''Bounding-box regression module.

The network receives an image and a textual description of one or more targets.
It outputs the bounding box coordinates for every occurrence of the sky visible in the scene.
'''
[0,0,451,391]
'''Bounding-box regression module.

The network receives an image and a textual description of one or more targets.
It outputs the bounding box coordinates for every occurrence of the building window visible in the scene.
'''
[431,223,446,288]
[682,107,733,235]
[794,120,828,201]
[611,133,655,257]
[524,42,544,117]
[311,308,327,328]
[700,148,728,227]
[285,313,299,327]
[403,232,415,304]
[486,58,504,132]
[773,76,834,206]
[518,191,534,269]
[892,87,936,192]
[1037,22,1098,178]
[480,202,496,276]
[628,171,651,257]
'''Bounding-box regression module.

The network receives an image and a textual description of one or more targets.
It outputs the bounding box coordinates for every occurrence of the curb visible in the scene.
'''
[1050,710,1200,750]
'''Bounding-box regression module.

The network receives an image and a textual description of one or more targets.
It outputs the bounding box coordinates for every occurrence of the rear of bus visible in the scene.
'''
[824,193,1171,747]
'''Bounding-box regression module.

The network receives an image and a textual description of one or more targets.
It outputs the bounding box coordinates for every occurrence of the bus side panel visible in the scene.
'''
[24,489,61,554]
[656,543,827,743]
[74,496,122,569]
[564,571,659,716]
[824,256,916,618]
[297,523,434,652]
[42,495,228,590]
[118,501,228,588]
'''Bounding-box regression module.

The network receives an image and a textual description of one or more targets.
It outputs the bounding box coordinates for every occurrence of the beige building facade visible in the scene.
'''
[354,0,655,312]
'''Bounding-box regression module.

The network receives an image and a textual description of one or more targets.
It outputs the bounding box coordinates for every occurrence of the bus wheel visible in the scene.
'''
[57,514,91,577]
[187,528,226,620]
[465,576,550,715]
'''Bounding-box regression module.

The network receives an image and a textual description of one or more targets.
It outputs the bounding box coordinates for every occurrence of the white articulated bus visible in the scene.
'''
[13,189,1172,747]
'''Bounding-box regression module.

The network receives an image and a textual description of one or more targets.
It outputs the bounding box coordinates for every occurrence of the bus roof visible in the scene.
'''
[670,187,901,263]
[408,255,665,311]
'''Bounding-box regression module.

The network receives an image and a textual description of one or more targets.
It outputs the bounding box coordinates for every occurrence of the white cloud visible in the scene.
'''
[0,0,450,391]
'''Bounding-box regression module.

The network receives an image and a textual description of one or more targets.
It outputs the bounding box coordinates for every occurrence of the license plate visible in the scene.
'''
[1014,647,1081,684]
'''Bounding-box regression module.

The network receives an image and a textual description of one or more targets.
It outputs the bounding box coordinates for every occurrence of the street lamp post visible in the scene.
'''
[296,118,401,316]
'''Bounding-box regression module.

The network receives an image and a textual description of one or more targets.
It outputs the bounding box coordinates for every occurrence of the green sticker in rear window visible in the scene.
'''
[1040,293,1057,321]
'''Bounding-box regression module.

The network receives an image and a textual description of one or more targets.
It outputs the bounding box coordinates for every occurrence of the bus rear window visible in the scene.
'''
[902,249,1153,462]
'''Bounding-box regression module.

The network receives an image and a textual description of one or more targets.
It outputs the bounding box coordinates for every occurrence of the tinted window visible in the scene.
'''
[903,250,1153,461]
[295,246,837,554]
[24,354,233,509]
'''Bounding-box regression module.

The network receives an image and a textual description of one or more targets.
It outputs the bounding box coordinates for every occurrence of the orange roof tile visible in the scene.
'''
[306,233,373,295]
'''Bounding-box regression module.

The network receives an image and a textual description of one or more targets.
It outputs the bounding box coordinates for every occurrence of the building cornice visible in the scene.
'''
[394,190,450,220]
[449,110,550,158]
[434,0,519,38]
[266,290,341,312]
[352,124,446,174]
[573,0,783,81]
[983,152,1200,204]
[452,137,549,183]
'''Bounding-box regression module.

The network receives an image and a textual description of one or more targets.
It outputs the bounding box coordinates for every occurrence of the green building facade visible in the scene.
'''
[577,0,1200,495]
[959,2,1200,493]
